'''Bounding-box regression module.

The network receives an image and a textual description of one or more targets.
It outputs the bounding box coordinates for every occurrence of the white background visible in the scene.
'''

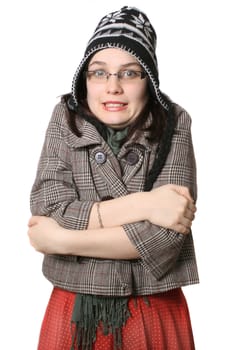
[1,0,232,349]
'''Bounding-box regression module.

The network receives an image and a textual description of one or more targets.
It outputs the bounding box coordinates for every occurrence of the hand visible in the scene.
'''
[28,216,66,254]
[147,184,196,234]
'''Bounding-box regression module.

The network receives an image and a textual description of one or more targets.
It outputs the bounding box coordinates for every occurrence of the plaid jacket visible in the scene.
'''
[30,100,199,296]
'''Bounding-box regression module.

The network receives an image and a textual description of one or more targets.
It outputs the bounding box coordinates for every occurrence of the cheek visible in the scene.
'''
[140,84,149,99]
[86,91,96,110]
[86,84,101,106]
[133,86,149,107]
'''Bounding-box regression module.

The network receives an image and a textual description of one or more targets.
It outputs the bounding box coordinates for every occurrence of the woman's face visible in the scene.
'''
[86,48,149,129]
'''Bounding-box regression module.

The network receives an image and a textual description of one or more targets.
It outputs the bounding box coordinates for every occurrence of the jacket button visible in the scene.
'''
[126,151,139,165]
[95,151,106,164]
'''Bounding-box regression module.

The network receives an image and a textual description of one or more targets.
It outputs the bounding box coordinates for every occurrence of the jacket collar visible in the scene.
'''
[62,113,154,151]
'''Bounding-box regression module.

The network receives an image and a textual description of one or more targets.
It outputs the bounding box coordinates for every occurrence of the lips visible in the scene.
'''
[103,101,127,111]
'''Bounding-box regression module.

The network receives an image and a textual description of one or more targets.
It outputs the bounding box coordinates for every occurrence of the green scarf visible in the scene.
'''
[106,127,128,155]
[71,294,131,350]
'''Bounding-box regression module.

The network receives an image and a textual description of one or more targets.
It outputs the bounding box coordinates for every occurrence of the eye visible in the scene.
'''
[121,70,139,79]
[92,69,107,78]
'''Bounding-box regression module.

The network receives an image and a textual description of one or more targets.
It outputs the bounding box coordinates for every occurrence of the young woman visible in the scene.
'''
[28,6,199,350]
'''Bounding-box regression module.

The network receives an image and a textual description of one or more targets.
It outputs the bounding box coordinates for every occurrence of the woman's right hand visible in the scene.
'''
[146,184,196,234]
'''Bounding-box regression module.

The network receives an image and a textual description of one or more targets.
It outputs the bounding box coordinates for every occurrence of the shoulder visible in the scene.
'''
[50,99,68,125]
[172,102,193,130]
[45,98,76,143]
[49,96,82,131]
[41,101,66,139]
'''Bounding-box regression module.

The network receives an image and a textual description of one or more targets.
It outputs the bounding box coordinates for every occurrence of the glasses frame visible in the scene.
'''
[85,69,147,82]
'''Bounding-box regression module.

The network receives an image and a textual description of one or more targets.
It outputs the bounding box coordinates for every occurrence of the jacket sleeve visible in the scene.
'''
[123,106,197,280]
[30,102,94,229]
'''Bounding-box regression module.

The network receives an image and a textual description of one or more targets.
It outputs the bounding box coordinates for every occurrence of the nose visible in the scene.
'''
[105,75,123,94]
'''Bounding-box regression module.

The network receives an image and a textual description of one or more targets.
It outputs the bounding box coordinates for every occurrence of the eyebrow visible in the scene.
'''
[88,61,141,69]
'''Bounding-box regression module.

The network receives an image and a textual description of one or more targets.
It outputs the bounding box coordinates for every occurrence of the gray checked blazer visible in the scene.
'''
[30,100,199,296]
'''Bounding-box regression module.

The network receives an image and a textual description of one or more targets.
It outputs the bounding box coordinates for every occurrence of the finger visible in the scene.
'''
[180,189,193,202]
[28,216,40,227]
[180,216,193,229]
[27,226,35,239]
[188,202,196,212]
[184,208,195,221]
[174,223,190,235]
[27,217,33,227]
[27,229,35,246]
[181,200,196,214]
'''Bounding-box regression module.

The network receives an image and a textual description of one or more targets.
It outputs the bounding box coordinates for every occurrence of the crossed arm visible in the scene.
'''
[28,184,196,259]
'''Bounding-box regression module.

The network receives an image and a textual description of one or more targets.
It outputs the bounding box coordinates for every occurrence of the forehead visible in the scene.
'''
[89,48,140,66]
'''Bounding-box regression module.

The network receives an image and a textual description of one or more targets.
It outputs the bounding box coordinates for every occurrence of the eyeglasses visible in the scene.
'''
[85,69,147,83]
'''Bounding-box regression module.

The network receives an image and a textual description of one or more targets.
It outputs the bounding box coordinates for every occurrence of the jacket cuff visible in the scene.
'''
[123,221,185,279]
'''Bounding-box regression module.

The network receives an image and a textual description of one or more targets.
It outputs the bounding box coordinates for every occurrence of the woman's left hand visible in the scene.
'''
[28,216,66,254]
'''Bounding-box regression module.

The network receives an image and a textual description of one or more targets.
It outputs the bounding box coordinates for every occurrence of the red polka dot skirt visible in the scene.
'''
[38,287,195,350]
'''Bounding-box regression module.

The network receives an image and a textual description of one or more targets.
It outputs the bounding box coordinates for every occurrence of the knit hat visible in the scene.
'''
[71,6,168,110]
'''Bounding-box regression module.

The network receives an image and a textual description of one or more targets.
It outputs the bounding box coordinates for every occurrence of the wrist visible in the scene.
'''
[57,228,77,255]
[135,190,159,223]
[128,191,149,222]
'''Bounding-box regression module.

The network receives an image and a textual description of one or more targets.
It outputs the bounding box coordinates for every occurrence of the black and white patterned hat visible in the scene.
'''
[71,6,168,110]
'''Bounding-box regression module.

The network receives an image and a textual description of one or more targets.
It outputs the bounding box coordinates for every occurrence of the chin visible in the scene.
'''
[104,117,132,128]
[107,122,129,129]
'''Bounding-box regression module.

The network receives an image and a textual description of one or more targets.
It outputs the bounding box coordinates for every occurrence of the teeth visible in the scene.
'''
[105,103,124,107]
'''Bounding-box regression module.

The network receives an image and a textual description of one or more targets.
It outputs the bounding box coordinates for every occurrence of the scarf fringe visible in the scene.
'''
[71,294,131,350]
